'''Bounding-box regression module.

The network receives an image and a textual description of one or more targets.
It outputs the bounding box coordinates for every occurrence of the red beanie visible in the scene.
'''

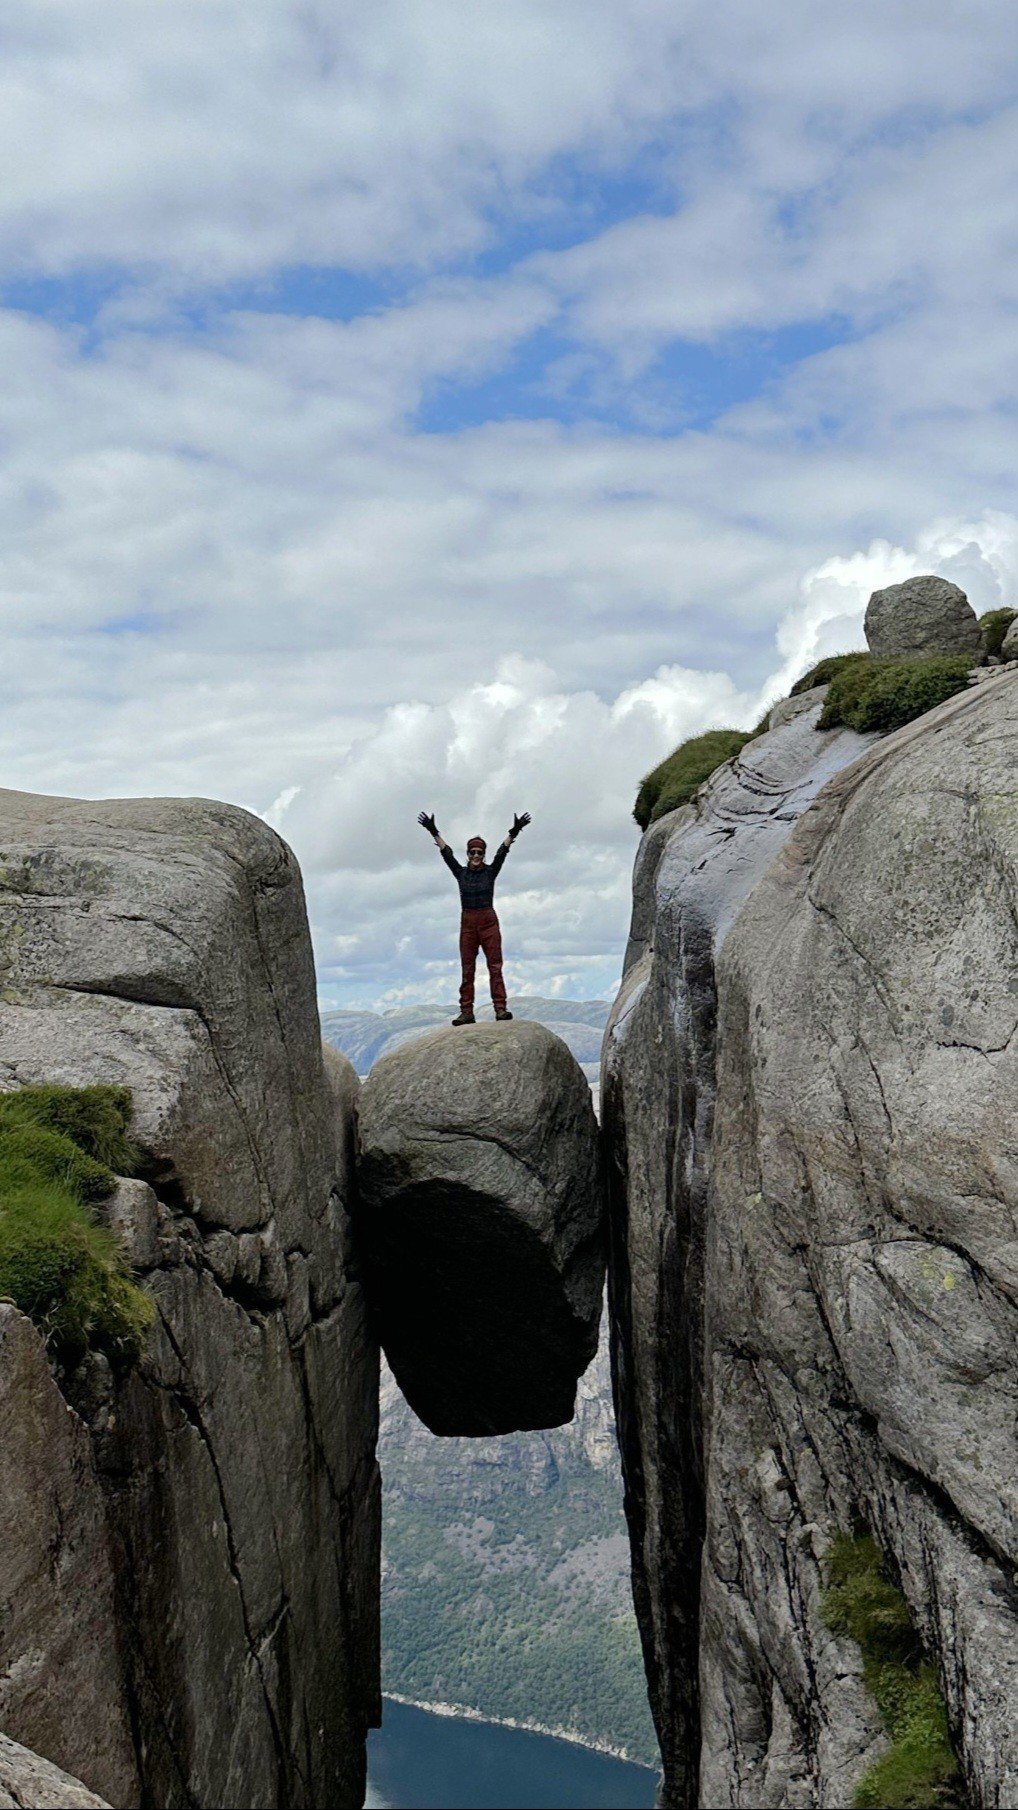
[467,836,486,852]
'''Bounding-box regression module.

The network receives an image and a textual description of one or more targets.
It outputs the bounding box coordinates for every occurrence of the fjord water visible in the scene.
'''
[365,1700,657,1809]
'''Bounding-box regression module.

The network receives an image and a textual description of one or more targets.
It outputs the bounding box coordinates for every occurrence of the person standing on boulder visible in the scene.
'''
[417,810,531,1025]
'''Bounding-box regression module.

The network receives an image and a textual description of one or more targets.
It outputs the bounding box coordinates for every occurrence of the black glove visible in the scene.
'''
[509,811,531,841]
[418,811,438,837]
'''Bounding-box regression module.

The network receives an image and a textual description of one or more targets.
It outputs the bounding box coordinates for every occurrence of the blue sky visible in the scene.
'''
[0,1,1016,1007]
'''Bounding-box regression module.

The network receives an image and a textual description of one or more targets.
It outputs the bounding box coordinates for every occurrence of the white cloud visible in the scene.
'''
[765,511,1018,703]
[1,276,1017,1002]
[0,0,689,279]
[0,0,1012,303]
[0,3,1016,1005]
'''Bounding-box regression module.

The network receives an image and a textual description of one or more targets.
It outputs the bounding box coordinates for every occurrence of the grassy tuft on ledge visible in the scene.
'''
[818,655,971,734]
[822,1532,964,1809]
[790,651,870,696]
[0,1083,138,1173]
[634,729,751,829]
[0,1084,151,1367]
[977,608,1017,657]
[633,651,975,833]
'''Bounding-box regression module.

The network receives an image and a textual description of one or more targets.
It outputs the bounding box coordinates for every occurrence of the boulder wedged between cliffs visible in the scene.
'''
[356,1020,605,1436]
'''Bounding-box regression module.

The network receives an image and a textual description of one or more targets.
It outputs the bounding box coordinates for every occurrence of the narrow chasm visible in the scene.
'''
[354,1015,660,1784]
[374,1343,660,1773]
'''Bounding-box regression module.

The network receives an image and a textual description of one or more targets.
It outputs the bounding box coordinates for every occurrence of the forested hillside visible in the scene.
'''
[379,1349,657,1765]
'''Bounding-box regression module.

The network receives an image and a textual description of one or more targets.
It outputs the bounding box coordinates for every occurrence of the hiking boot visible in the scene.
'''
[494,1009,514,1021]
[451,1012,475,1026]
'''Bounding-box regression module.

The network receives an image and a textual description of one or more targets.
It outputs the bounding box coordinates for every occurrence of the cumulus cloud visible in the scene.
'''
[765,511,1018,704]
[0,294,1016,1002]
[288,652,753,1004]
[0,3,1016,1005]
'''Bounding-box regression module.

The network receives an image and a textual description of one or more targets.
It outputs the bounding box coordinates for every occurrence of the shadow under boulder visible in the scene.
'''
[355,1021,604,1436]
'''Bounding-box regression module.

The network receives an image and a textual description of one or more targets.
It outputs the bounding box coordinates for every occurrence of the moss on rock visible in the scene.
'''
[822,1532,964,1810]
[977,608,1017,657]
[0,1083,138,1173]
[818,655,971,734]
[634,729,751,830]
[0,1120,117,1205]
[790,650,871,696]
[0,1085,151,1367]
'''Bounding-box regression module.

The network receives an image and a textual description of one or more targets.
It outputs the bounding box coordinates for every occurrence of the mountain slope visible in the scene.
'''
[378,1347,657,1765]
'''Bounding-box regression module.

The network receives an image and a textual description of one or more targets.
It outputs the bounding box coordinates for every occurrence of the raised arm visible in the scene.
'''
[492,810,530,875]
[418,810,461,873]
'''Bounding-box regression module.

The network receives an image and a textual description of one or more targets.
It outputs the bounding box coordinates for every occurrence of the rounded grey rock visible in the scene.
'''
[863,573,981,660]
[766,683,828,732]
[1001,618,1018,661]
[356,1020,604,1436]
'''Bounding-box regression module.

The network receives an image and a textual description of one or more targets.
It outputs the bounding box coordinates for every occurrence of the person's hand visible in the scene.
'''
[418,811,438,837]
[509,811,531,840]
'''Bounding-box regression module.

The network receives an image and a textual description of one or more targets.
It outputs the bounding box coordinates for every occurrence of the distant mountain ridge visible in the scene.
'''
[321,996,610,1075]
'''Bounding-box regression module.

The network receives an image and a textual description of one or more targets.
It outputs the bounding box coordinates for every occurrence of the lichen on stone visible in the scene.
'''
[821,1531,964,1810]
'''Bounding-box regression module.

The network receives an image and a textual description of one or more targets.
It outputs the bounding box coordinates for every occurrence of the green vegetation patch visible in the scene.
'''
[382,1437,658,1765]
[0,1083,138,1172]
[790,650,871,696]
[634,729,751,830]
[380,1333,655,1765]
[818,655,971,734]
[0,1084,151,1367]
[822,1532,964,1809]
[978,608,1017,657]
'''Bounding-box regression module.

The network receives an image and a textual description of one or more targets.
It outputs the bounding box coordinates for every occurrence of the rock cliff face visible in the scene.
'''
[0,1733,110,1809]
[605,671,1018,1805]
[603,698,874,1804]
[702,671,1018,1808]
[0,1304,136,1805]
[357,1020,604,1435]
[0,790,379,1809]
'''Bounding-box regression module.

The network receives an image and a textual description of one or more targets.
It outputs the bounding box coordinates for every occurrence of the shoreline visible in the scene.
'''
[382,1692,659,1772]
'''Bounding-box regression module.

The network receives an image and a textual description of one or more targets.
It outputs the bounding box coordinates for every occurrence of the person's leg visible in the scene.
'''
[480,911,507,1014]
[459,913,480,1016]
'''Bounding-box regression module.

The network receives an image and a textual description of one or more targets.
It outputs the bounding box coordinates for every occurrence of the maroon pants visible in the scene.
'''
[459,908,507,1013]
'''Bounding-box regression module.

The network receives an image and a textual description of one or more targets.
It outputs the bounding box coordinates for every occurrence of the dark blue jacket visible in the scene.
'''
[441,842,509,910]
